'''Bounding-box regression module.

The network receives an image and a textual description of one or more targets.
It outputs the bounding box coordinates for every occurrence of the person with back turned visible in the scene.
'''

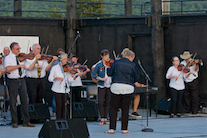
[4,42,38,128]
[106,48,146,134]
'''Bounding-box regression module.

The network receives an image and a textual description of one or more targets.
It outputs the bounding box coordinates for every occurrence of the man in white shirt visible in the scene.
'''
[5,42,40,128]
[180,51,200,114]
[25,44,58,104]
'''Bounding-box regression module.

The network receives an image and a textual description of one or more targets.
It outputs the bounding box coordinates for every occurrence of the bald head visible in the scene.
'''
[32,44,41,55]
[3,46,10,56]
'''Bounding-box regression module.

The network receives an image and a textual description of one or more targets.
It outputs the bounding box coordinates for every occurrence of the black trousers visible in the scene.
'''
[26,77,45,104]
[98,87,111,118]
[8,78,30,124]
[110,93,132,130]
[170,88,184,114]
[54,92,68,119]
[71,86,82,102]
[184,78,199,113]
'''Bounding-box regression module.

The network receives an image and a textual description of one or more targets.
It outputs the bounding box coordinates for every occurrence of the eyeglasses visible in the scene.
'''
[15,48,21,50]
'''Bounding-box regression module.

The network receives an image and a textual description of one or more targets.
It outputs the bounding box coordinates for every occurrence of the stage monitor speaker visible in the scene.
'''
[67,102,99,121]
[153,97,172,115]
[38,118,89,138]
[18,103,50,124]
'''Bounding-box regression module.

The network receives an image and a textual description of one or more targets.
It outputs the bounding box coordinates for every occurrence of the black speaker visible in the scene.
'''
[18,103,50,124]
[153,97,172,115]
[38,118,89,138]
[67,102,99,121]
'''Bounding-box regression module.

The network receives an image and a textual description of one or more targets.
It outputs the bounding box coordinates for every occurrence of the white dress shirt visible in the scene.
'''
[166,66,185,90]
[25,58,48,78]
[110,83,134,95]
[67,69,83,87]
[4,52,26,79]
[48,64,70,93]
[180,60,199,83]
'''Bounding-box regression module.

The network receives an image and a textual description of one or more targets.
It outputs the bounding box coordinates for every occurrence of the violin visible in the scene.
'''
[177,64,190,73]
[17,53,54,62]
[100,59,114,70]
[17,53,35,62]
[62,62,78,74]
[187,59,203,67]
[0,57,2,64]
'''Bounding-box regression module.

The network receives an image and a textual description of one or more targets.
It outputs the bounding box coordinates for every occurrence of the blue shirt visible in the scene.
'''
[107,57,140,86]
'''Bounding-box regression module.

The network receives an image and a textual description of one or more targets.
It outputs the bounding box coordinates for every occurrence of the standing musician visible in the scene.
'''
[25,44,58,104]
[4,42,36,128]
[48,53,82,119]
[106,48,146,134]
[68,55,90,102]
[180,51,200,114]
[166,56,184,118]
[92,49,111,126]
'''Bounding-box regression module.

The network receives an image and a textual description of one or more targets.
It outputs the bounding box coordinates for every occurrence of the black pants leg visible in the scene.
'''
[8,79,30,124]
[36,78,45,103]
[27,78,45,104]
[110,93,121,130]
[98,87,111,118]
[110,93,132,130]
[170,88,184,114]
[120,94,132,130]
[184,79,199,113]
[71,86,82,102]
[54,92,67,119]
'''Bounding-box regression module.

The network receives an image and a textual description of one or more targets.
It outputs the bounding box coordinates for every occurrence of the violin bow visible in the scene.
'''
[82,59,88,65]
[113,51,117,60]
[45,45,49,55]
[26,40,30,54]
[41,47,45,54]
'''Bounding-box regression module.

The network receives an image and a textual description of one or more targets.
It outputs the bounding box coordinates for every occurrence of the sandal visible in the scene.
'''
[99,121,104,126]
[105,130,114,134]
[122,130,130,134]
[104,121,110,125]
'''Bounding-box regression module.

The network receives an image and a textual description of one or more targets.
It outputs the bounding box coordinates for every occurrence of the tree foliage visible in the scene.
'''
[1,0,207,18]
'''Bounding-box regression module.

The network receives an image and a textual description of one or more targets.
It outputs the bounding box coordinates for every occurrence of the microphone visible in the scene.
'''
[77,31,80,37]
[58,55,62,61]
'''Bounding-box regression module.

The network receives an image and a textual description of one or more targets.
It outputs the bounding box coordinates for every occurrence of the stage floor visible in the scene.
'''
[0,109,207,138]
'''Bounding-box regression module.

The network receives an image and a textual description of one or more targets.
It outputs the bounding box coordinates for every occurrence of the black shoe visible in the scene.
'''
[177,114,181,117]
[170,114,174,118]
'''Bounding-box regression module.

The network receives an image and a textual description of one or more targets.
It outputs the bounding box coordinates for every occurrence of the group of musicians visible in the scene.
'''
[0,42,201,134]
[166,51,200,118]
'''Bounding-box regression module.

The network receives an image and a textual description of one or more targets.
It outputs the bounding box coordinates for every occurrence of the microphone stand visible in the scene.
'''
[67,31,80,119]
[67,31,80,58]
[137,59,153,132]
[59,57,70,119]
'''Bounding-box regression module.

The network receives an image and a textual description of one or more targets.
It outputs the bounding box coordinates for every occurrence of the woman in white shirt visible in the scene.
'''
[48,53,82,119]
[166,56,185,118]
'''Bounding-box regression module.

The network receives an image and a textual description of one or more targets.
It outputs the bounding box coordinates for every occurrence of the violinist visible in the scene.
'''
[68,55,90,102]
[92,49,111,126]
[48,53,82,119]
[180,51,199,114]
[25,43,58,104]
[166,56,184,118]
[4,42,35,128]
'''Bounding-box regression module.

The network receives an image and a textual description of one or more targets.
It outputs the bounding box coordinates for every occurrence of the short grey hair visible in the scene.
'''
[31,43,40,50]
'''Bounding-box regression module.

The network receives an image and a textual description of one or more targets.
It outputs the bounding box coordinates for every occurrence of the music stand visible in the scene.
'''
[137,59,153,132]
